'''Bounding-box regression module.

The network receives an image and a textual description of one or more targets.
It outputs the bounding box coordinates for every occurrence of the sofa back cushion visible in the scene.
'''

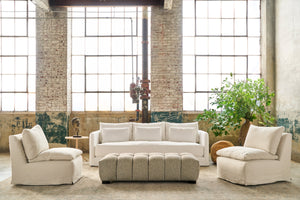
[133,122,166,140]
[244,125,284,154]
[102,128,130,143]
[100,122,133,141]
[168,127,197,143]
[22,125,49,160]
[134,127,162,141]
[166,122,199,142]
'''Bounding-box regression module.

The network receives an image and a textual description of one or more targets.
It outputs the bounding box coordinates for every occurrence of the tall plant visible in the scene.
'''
[196,77,275,145]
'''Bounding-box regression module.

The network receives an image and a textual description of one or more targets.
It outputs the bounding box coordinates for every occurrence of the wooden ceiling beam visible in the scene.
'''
[49,0,164,7]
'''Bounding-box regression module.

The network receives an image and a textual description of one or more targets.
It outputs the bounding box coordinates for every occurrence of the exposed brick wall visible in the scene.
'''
[151,0,183,112]
[36,8,71,112]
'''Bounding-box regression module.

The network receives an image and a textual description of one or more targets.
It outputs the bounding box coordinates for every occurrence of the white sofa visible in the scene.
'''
[89,122,209,167]
[9,125,82,185]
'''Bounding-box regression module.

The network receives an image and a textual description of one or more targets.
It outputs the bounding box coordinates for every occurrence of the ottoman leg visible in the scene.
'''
[187,181,196,184]
[102,181,111,184]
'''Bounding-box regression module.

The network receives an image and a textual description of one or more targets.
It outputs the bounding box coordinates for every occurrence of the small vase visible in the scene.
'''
[238,119,251,146]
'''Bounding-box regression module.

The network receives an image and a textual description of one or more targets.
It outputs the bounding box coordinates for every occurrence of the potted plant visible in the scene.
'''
[196,77,275,145]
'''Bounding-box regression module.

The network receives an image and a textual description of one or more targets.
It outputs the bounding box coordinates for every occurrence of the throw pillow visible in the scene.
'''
[165,122,199,142]
[133,122,166,140]
[100,122,133,141]
[244,125,284,154]
[22,124,49,160]
[168,127,197,143]
[134,127,162,141]
[102,127,130,143]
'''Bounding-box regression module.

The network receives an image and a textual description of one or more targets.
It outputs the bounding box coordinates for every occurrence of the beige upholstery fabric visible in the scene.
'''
[29,147,82,163]
[9,134,82,185]
[217,133,292,185]
[100,122,133,141]
[134,127,162,141]
[216,146,278,161]
[244,125,284,154]
[166,122,199,142]
[133,153,149,181]
[22,125,49,160]
[94,141,204,159]
[168,127,197,143]
[102,128,130,143]
[99,153,199,183]
[149,153,164,181]
[133,122,165,140]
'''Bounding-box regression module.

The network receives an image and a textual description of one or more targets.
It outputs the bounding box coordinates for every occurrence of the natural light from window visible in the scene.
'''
[0,0,36,111]
[182,0,261,111]
[71,7,151,111]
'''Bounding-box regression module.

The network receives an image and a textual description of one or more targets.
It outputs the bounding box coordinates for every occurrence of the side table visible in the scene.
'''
[65,136,89,149]
[210,140,234,164]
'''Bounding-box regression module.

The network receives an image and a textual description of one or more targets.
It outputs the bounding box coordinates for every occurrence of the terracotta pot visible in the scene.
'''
[238,119,251,146]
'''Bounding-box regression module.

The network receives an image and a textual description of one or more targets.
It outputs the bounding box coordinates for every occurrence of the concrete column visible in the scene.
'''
[275,0,300,161]
[261,0,276,115]
[151,0,183,122]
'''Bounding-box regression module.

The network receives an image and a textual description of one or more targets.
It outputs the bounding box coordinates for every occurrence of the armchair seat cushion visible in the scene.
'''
[29,147,82,163]
[217,146,278,161]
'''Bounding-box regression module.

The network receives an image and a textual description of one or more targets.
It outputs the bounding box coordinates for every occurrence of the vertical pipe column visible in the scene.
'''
[141,7,150,123]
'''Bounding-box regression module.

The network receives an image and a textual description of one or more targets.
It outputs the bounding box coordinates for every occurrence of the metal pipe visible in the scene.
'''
[141,7,149,123]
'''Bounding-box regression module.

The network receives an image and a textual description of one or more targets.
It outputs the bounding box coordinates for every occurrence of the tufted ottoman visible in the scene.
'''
[99,152,200,184]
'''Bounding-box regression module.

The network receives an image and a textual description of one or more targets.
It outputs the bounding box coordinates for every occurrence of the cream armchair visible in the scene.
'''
[9,125,83,185]
[216,125,292,186]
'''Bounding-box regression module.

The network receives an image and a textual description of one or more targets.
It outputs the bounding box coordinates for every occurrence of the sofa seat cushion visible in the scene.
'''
[29,147,82,163]
[95,141,204,158]
[216,146,278,161]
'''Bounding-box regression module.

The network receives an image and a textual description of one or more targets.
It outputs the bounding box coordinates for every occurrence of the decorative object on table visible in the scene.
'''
[71,117,81,138]
[196,77,275,145]
[210,140,234,164]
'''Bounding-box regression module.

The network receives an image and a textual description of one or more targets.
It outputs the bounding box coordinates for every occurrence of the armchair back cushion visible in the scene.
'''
[244,125,284,154]
[22,125,49,160]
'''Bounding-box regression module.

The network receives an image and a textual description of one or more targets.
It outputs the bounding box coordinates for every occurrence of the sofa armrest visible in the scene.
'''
[198,130,210,166]
[89,130,101,166]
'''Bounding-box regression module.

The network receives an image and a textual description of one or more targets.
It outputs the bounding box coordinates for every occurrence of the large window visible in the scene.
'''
[183,0,261,111]
[0,0,36,111]
[71,7,150,111]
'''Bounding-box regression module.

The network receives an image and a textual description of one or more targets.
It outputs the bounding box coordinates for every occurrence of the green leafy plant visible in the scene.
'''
[196,77,275,144]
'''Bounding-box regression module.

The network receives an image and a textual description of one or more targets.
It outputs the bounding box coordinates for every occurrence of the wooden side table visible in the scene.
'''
[210,140,234,164]
[65,136,89,149]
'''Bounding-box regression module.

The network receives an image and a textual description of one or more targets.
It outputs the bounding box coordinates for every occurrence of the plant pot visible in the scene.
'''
[238,119,251,146]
